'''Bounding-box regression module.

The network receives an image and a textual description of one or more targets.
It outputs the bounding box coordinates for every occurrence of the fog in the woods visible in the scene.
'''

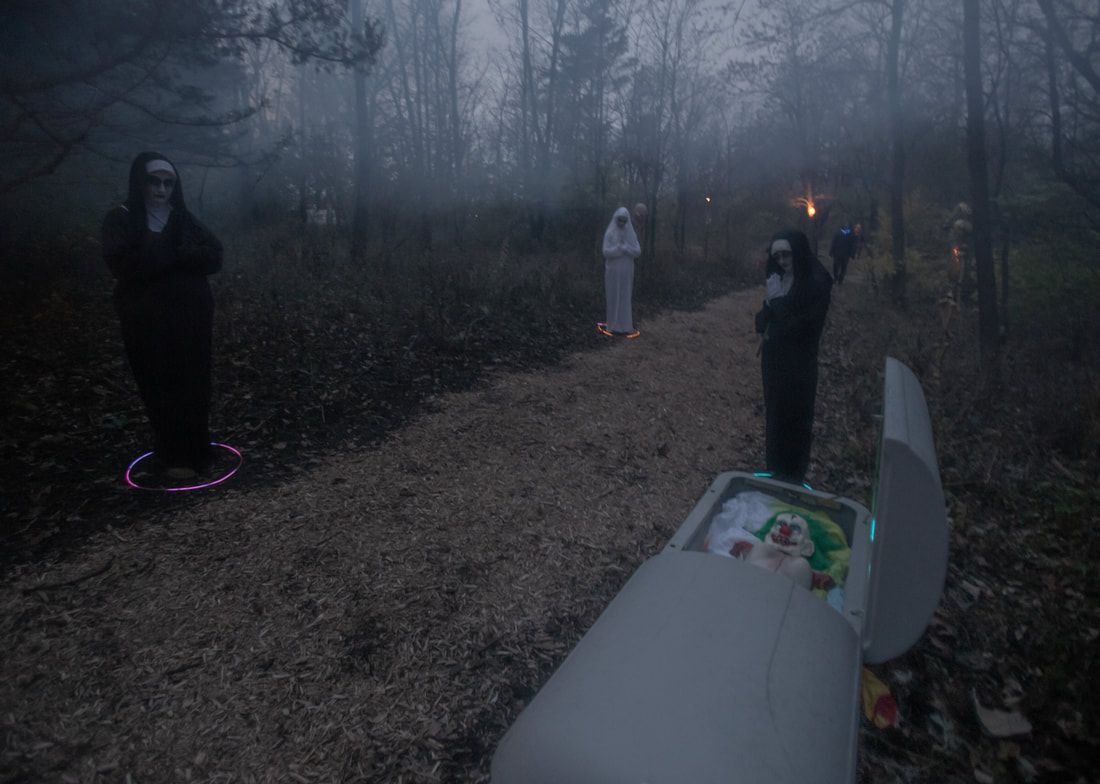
[2,4,1100,783]
[6,0,1097,267]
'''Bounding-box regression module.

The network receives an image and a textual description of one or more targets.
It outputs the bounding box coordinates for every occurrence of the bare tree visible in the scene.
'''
[0,0,382,194]
[1036,0,1100,219]
[962,0,999,365]
[350,0,375,257]
[886,0,907,299]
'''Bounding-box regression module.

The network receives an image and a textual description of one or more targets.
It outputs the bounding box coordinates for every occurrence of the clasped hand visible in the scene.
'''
[765,273,783,301]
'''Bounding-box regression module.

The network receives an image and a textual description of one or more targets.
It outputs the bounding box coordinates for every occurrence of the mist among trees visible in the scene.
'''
[2,2,1100,782]
[3,0,1095,256]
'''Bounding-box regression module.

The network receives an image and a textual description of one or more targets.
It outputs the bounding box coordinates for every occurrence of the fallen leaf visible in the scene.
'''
[928,710,959,750]
[973,691,1032,737]
[960,580,983,603]
[1016,757,1038,783]
[1001,677,1024,707]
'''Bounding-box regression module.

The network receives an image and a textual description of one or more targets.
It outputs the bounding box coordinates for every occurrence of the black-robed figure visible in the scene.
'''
[102,152,223,476]
[829,224,856,284]
[754,229,832,483]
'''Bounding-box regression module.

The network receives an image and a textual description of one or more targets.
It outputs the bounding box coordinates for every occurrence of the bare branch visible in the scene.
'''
[1037,0,1100,95]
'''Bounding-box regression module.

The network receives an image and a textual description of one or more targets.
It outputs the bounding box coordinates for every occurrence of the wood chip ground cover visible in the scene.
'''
[2,272,1097,783]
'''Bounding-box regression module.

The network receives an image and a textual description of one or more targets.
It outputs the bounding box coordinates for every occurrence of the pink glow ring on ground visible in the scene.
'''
[125,442,243,492]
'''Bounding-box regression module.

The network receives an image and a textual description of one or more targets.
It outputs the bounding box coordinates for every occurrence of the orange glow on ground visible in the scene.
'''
[596,323,640,338]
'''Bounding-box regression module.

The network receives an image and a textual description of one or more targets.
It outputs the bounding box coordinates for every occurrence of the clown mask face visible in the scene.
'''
[766,513,815,558]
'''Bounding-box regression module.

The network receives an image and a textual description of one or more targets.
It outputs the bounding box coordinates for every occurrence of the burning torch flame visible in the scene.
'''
[705,195,712,204]
[792,196,816,218]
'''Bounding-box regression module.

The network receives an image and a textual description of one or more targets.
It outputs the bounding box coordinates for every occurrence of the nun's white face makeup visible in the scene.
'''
[770,239,793,273]
[144,168,175,206]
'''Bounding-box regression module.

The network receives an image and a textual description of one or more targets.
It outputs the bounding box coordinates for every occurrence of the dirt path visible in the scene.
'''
[1,287,865,783]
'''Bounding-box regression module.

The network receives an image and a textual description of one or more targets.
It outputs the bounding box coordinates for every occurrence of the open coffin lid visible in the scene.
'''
[859,356,949,663]
[490,357,948,783]
[610,354,950,661]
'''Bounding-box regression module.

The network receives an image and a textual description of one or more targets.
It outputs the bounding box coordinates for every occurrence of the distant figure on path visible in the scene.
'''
[946,202,976,304]
[102,152,224,479]
[601,206,641,337]
[754,229,832,483]
[852,222,865,259]
[829,224,855,284]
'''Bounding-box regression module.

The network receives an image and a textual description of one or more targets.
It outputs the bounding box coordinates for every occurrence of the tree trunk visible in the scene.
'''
[449,0,466,247]
[519,0,538,241]
[298,65,308,226]
[351,0,371,259]
[962,0,1000,367]
[537,0,567,243]
[674,184,687,253]
[646,186,658,259]
[887,0,906,301]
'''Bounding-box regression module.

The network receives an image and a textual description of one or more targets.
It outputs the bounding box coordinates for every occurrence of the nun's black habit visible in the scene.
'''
[754,229,832,483]
[102,152,223,471]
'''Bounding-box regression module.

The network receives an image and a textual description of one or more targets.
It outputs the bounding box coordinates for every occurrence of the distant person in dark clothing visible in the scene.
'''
[102,152,223,479]
[754,229,832,483]
[829,224,855,284]
[852,223,865,259]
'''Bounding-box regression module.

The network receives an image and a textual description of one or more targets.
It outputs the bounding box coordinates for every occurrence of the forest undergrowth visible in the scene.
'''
[0,224,743,562]
[816,252,1099,783]
[0,223,1097,782]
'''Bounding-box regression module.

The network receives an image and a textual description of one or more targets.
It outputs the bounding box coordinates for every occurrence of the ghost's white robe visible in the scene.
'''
[602,208,642,333]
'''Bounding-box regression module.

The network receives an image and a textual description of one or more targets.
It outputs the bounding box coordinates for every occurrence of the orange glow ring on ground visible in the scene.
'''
[596,322,640,338]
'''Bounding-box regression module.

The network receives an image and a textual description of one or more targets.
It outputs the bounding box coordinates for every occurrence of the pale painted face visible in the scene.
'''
[144,167,175,207]
[766,513,815,558]
[770,239,793,273]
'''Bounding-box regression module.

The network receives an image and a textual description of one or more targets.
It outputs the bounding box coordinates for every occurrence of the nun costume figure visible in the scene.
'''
[601,207,641,336]
[101,152,223,478]
[753,229,832,483]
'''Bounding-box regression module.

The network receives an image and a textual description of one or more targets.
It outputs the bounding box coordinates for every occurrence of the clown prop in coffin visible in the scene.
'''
[702,489,851,600]
[732,512,835,591]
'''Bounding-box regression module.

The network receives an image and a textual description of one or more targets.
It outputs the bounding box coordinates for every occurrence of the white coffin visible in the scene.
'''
[491,357,948,783]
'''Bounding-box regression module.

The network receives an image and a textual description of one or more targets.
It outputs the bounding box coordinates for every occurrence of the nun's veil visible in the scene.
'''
[603,206,640,256]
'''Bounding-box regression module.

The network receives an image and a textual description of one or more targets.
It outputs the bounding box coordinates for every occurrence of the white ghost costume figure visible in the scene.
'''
[602,206,642,333]
[734,512,817,590]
